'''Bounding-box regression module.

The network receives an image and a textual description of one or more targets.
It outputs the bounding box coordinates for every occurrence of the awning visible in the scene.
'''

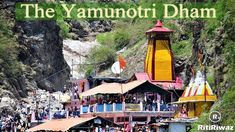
[178,95,217,102]
[27,116,121,132]
[172,95,217,104]
[27,117,95,132]
[80,80,170,97]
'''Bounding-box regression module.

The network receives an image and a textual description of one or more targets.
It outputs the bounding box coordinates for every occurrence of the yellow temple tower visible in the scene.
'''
[145,20,175,81]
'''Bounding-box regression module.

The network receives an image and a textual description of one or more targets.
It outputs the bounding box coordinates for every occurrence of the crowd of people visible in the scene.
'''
[97,96,122,104]
[0,108,82,131]
[0,109,31,131]
[0,89,72,131]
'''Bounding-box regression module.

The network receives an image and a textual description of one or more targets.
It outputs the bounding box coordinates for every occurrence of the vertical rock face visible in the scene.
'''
[0,1,70,113]
[15,21,70,92]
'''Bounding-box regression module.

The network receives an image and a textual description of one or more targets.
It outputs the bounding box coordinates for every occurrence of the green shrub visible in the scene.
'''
[224,41,235,84]
[88,45,116,71]
[96,19,153,51]
[0,12,22,77]
[83,65,94,77]
[96,32,114,46]
[192,86,235,131]
[172,39,192,58]
[57,20,70,38]
[220,86,235,125]
[207,75,215,89]
[113,29,130,50]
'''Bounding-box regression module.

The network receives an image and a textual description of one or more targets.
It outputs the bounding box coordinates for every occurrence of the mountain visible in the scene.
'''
[0,1,70,112]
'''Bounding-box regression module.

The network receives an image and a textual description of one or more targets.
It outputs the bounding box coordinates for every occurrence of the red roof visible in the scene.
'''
[146,20,173,34]
[151,77,183,90]
[133,73,183,90]
[134,73,150,81]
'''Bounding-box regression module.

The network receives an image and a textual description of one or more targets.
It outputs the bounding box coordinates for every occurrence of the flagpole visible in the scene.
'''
[117,55,127,132]
[119,74,126,132]
[204,64,207,102]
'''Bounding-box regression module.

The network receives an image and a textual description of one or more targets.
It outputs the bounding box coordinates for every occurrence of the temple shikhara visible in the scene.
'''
[175,71,217,118]
[29,20,217,132]
[145,20,175,82]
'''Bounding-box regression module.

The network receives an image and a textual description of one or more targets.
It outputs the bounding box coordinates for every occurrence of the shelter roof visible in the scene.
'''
[80,80,170,97]
[27,116,120,132]
[27,117,95,132]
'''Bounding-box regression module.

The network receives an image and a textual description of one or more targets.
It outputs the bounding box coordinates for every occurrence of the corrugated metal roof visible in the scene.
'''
[80,80,146,97]
[27,117,95,132]
[80,80,170,97]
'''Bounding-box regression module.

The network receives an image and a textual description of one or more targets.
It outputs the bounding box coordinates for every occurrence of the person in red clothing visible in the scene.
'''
[180,104,188,118]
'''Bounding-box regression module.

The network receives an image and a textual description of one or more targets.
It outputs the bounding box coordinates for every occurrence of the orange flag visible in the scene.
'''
[118,55,126,70]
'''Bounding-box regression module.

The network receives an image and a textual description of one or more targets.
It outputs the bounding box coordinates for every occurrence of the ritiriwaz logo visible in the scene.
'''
[198,111,234,131]
[209,111,221,123]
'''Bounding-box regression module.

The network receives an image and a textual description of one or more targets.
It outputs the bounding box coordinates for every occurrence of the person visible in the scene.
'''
[68,107,72,116]
[152,99,157,111]
[180,104,188,118]
[16,122,21,132]
[124,123,130,132]
[5,120,11,132]
[133,123,138,132]
[26,114,31,129]
[141,125,146,132]
[98,97,102,104]
[143,99,147,111]
[132,96,137,104]
[147,97,152,111]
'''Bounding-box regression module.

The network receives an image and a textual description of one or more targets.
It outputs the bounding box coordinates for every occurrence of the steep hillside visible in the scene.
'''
[191,0,235,128]
[0,1,70,112]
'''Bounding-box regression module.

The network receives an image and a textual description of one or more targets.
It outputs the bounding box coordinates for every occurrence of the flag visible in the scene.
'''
[118,55,126,70]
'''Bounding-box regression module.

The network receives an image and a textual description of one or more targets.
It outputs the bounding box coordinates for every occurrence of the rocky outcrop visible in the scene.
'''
[0,1,70,113]
[68,20,113,41]
[15,21,70,92]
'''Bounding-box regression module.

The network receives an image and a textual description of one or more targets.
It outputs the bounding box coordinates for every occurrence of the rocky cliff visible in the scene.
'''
[0,1,70,112]
[15,21,70,92]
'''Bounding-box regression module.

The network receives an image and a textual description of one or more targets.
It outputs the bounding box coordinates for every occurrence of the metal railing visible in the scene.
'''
[80,102,176,114]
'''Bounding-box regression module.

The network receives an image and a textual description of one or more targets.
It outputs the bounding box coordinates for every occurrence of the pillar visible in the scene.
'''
[104,103,107,112]
[147,115,151,123]
[66,111,69,118]
[122,102,126,111]
[113,103,116,112]
[88,105,91,113]
[140,101,143,111]
[94,103,97,113]
[80,105,83,114]
[157,94,161,112]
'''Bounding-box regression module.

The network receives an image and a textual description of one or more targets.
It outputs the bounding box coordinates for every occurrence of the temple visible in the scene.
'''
[56,21,215,131]
[131,20,183,102]
[174,71,217,118]
[71,20,185,131]
[145,20,175,81]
